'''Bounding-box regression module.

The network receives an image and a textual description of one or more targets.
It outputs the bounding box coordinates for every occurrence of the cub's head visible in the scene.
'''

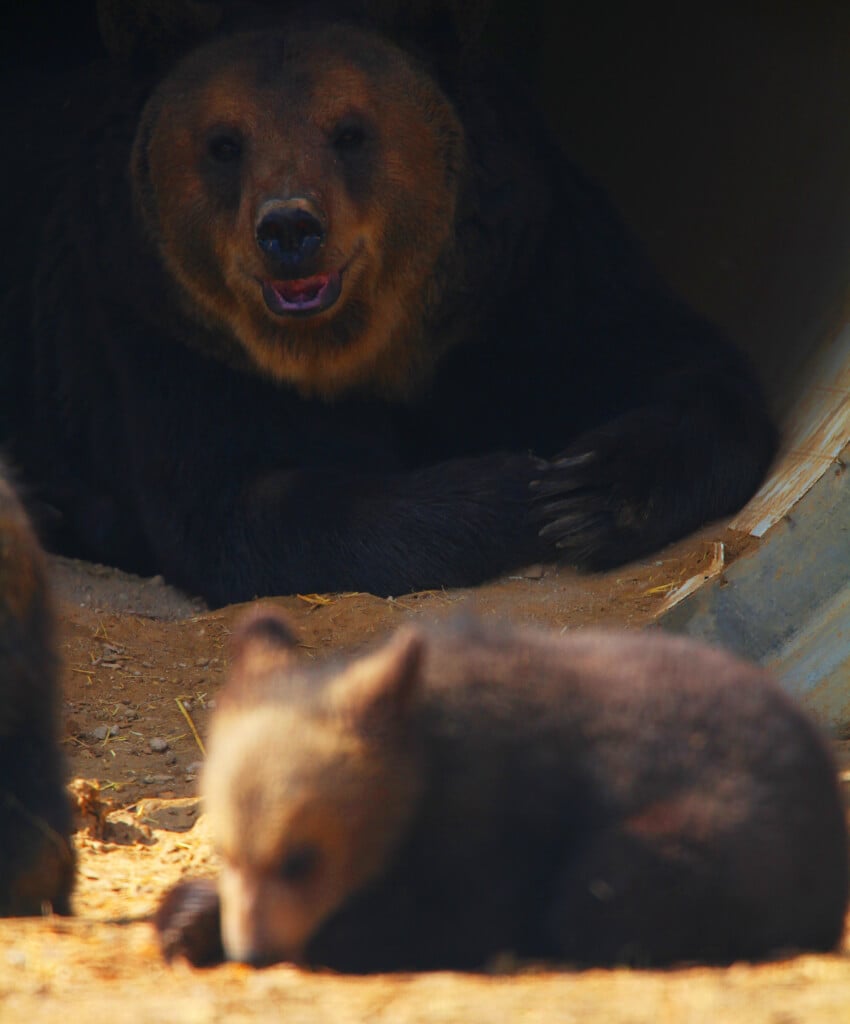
[202,607,425,965]
[132,24,465,398]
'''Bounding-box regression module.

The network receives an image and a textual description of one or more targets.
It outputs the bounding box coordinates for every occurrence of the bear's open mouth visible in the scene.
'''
[261,270,343,317]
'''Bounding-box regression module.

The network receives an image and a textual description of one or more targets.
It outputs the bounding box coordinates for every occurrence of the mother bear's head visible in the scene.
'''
[132,23,466,398]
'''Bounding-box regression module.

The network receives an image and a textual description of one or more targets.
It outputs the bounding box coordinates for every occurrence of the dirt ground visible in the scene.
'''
[2,519,849,1023]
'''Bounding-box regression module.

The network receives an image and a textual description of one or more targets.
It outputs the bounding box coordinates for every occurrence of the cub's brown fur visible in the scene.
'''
[156,610,848,971]
[0,462,74,915]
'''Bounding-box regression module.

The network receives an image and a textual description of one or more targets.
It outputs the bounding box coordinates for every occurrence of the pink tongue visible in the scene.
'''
[274,275,328,303]
[262,269,342,316]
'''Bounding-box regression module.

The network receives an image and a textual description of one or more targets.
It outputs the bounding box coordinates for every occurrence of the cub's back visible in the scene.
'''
[412,620,843,828]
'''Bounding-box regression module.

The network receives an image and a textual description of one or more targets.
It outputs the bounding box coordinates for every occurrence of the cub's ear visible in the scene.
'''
[328,627,425,734]
[229,604,300,678]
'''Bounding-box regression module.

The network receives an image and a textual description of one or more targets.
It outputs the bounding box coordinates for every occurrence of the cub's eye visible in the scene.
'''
[207,132,243,164]
[279,844,320,883]
[332,121,367,155]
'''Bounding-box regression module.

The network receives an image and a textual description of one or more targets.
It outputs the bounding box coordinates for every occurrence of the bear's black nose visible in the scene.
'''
[256,203,325,272]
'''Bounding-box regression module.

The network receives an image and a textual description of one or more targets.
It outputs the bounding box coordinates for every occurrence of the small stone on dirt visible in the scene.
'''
[144,773,175,785]
[90,725,120,741]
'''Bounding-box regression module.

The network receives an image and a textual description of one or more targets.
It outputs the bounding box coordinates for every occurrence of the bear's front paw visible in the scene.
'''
[530,452,615,564]
[529,448,658,570]
[154,878,224,967]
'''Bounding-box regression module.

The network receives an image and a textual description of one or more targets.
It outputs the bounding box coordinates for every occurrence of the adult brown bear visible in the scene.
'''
[0,462,75,915]
[1,11,776,605]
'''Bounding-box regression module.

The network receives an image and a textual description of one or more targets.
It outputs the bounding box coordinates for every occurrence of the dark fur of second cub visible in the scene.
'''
[0,461,74,915]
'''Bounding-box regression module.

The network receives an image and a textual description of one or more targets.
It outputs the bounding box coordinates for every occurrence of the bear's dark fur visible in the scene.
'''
[0,461,75,916]
[1,12,777,605]
[155,610,848,971]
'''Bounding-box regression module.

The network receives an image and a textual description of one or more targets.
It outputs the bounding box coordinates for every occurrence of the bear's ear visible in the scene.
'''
[97,0,223,64]
[328,627,425,735]
[229,605,300,679]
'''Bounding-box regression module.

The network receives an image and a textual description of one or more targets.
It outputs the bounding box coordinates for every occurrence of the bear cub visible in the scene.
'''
[155,610,847,971]
[0,461,74,916]
[3,16,776,604]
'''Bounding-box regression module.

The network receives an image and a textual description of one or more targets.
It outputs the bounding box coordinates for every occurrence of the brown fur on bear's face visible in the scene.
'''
[132,25,466,399]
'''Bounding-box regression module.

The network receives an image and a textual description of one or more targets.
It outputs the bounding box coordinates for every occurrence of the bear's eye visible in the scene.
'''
[207,132,243,164]
[332,121,367,155]
[279,844,321,884]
